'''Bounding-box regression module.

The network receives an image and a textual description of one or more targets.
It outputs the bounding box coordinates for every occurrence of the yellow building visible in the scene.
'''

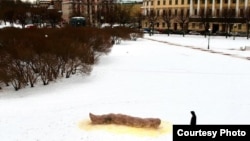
[142,0,250,34]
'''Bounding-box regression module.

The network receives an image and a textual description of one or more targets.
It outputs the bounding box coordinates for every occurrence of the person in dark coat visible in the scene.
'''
[190,111,196,126]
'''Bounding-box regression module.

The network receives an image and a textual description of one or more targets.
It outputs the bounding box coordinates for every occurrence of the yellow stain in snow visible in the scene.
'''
[78,120,172,137]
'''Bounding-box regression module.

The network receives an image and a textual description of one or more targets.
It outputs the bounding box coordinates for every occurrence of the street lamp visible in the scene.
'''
[208,28,211,50]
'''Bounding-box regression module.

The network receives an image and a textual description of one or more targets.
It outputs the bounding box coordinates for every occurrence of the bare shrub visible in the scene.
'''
[0,27,125,91]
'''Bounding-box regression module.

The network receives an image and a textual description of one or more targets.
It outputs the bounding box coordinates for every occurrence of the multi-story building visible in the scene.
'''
[36,0,62,10]
[61,0,142,26]
[142,0,250,34]
[62,0,117,26]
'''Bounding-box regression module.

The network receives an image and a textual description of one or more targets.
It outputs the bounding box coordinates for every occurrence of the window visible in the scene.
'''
[163,9,166,15]
[175,0,178,5]
[238,24,242,30]
[232,9,236,16]
[199,23,202,29]
[174,23,177,30]
[163,0,166,5]
[151,1,154,5]
[162,22,166,28]
[192,23,195,28]
[169,0,172,5]
[158,0,160,5]
[216,9,220,16]
[200,9,204,15]
[157,10,160,16]
[208,9,212,15]
[150,9,154,14]
[240,9,244,17]
[181,9,184,15]
[232,0,236,3]
[217,0,220,4]
[225,0,228,3]
[156,22,160,27]
[182,0,184,4]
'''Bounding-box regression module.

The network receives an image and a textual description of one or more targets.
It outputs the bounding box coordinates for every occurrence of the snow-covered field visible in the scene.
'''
[1,34,250,141]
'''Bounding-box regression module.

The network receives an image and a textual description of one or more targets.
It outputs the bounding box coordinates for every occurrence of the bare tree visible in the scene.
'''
[0,0,16,25]
[199,8,212,37]
[47,8,62,28]
[147,10,158,36]
[14,1,31,28]
[176,9,189,37]
[245,8,250,39]
[115,4,131,26]
[71,0,83,17]
[222,8,236,38]
[162,9,174,36]
[0,0,32,27]
[133,10,145,29]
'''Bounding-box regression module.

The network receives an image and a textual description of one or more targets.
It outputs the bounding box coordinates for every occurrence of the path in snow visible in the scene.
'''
[145,37,250,61]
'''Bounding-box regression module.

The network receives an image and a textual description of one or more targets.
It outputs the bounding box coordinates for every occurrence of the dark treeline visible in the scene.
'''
[0,27,142,91]
[0,0,61,28]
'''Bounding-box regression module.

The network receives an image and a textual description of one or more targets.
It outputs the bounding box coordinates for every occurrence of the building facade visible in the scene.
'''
[36,0,62,10]
[142,0,250,34]
[61,0,117,26]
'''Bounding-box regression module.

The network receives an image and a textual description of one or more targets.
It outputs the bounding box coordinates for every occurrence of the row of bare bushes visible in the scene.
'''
[0,27,142,91]
[103,27,143,40]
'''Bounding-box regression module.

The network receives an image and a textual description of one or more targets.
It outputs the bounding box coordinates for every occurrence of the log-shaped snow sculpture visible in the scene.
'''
[89,113,161,128]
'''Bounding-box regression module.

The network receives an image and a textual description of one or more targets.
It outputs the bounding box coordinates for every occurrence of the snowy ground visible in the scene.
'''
[0,21,22,29]
[1,34,250,141]
[146,34,250,58]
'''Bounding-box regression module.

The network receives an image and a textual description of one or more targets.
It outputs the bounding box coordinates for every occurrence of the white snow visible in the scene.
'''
[0,21,22,29]
[1,34,250,141]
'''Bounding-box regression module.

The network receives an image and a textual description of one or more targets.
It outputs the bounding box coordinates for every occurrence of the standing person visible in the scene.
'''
[190,111,196,126]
